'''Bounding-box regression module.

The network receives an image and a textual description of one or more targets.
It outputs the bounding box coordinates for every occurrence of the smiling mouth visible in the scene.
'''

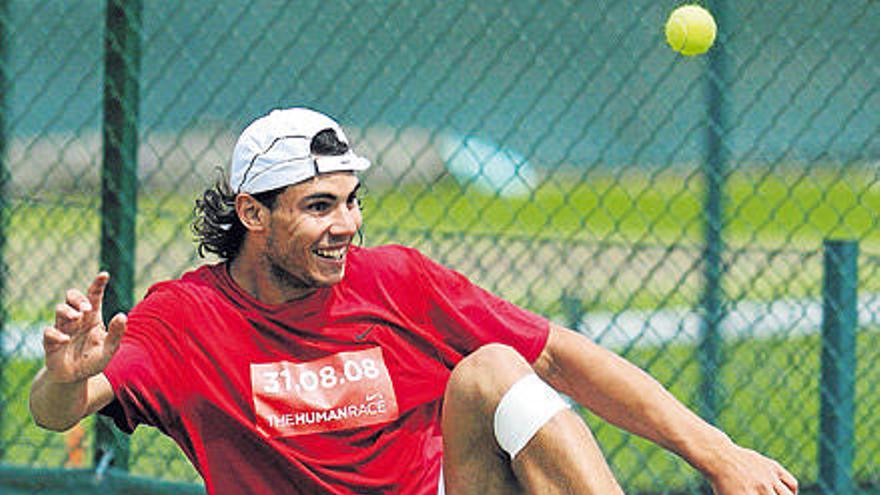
[313,246,347,260]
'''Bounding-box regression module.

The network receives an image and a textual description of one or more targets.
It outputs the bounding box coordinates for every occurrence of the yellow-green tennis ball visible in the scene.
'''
[665,5,717,56]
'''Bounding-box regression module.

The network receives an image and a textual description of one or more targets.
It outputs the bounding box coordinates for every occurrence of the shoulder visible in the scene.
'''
[146,264,222,297]
[344,244,477,299]
[339,245,443,306]
[346,244,431,279]
[131,264,225,319]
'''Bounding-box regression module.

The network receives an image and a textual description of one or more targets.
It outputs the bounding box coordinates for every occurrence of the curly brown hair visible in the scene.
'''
[191,171,284,261]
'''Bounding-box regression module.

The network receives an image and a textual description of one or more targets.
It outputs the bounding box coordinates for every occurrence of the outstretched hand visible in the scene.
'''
[708,444,798,495]
[42,272,127,384]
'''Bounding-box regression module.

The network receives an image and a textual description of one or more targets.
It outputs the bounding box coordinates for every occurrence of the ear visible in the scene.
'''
[235,194,269,232]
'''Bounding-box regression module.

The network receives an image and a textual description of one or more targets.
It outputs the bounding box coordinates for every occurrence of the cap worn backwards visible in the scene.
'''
[229,107,371,194]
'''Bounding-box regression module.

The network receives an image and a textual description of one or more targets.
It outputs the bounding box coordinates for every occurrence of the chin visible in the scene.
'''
[315,268,346,287]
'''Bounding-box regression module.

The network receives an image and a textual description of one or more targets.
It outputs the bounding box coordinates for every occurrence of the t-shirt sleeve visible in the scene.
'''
[411,249,550,363]
[99,287,187,434]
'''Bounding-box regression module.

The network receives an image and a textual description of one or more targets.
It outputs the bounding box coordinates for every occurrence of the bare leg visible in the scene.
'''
[441,344,625,495]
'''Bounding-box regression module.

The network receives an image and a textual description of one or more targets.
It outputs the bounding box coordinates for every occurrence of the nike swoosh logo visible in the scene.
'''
[365,393,383,402]
[355,324,377,341]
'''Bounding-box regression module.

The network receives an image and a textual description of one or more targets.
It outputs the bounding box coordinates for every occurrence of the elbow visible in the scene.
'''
[32,418,68,433]
[30,410,80,432]
[533,324,592,394]
[28,395,80,432]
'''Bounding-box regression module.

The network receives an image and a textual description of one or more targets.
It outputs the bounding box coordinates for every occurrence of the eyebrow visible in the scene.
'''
[302,182,361,202]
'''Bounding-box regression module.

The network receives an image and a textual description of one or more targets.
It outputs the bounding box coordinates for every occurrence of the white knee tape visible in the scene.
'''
[493,373,569,459]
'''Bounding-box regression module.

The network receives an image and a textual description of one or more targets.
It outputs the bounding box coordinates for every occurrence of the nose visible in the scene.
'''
[329,203,360,238]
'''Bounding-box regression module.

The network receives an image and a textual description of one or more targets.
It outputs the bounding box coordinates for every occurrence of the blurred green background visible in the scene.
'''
[1,0,878,493]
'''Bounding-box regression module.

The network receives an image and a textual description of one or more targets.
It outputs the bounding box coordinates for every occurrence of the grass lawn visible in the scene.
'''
[364,167,880,249]
[5,165,877,322]
[11,165,880,255]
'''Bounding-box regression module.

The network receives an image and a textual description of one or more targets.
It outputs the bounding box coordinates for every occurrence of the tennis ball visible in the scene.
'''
[665,5,717,56]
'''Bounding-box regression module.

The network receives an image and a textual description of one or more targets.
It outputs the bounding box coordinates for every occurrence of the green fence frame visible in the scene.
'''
[95,0,142,472]
[819,239,858,495]
[0,0,8,464]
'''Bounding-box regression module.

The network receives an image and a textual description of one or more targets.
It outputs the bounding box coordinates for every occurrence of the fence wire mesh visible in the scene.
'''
[1,0,879,493]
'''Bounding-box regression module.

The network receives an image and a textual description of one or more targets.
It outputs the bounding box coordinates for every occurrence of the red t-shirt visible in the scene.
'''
[101,245,549,494]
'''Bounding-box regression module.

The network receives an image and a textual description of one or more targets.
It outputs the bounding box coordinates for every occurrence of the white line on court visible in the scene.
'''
[3,293,878,358]
[574,293,879,348]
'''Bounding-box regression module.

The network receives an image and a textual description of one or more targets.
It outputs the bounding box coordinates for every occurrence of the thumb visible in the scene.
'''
[104,313,127,357]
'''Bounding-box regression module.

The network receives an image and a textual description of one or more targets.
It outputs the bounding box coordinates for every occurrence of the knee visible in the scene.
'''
[444,345,571,461]
[451,344,532,386]
[445,344,533,413]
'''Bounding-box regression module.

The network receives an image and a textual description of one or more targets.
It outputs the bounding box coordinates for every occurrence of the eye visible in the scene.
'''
[348,190,365,210]
[306,201,332,213]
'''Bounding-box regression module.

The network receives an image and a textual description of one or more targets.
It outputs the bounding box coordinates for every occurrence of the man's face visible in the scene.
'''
[262,172,362,293]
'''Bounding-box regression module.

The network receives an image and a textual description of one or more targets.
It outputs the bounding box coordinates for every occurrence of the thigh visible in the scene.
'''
[440,344,533,495]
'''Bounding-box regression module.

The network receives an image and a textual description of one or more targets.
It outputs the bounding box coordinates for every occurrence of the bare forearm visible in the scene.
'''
[29,368,98,431]
[536,326,732,475]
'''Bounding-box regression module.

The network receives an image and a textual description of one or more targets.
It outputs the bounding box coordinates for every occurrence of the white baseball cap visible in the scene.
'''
[229,107,371,194]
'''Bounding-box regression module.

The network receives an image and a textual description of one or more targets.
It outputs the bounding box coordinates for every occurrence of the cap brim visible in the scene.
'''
[314,152,371,174]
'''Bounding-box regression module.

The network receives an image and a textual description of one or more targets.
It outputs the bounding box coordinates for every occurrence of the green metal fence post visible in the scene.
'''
[699,0,729,429]
[561,290,584,331]
[819,239,857,495]
[699,4,730,491]
[0,0,8,462]
[96,0,142,472]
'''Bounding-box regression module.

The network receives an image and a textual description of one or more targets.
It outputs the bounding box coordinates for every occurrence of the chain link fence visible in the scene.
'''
[1,0,878,493]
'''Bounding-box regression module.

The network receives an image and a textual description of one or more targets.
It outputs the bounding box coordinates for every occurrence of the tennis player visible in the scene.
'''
[30,107,798,494]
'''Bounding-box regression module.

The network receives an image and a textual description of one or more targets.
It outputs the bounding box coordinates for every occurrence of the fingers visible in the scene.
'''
[777,466,798,494]
[65,289,92,314]
[56,273,111,332]
[55,301,86,334]
[63,272,110,314]
[42,326,71,353]
[104,313,128,357]
[708,446,798,495]
[766,458,797,495]
[774,479,796,495]
[86,272,110,313]
[56,301,85,322]
[107,313,127,342]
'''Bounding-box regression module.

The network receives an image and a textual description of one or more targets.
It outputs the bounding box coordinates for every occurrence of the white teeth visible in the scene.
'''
[314,247,346,260]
